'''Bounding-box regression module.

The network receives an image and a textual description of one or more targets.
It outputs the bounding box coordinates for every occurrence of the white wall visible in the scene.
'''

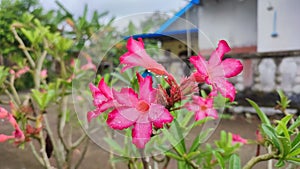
[257,0,300,52]
[198,0,257,50]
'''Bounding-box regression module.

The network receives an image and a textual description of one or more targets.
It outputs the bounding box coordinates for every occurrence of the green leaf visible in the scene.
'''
[276,120,291,140]
[288,116,300,132]
[161,120,186,155]
[278,136,291,158]
[31,89,43,109]
[275,159,285,168]
[261,124,281,153]
[229,154,241,169]
[277,90,291,109]
[186,151,201,160]
[103,137,124,155]
[189,128,214,153]
[165,152,184,161]
[213,151,225,169]
[291,133,300,152]
[111,72,130,85]
[288,147,300,157]
[246,99,271,125]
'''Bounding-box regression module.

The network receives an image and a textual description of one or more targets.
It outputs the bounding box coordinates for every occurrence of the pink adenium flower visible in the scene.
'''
[81,53,97,71]
[189,40,243,101]
[106,73,173,148]
[87,78,114,122]
[185,95,218,121]
[0,107,25,143]
[15,66,30,78]
[10,66,30,79]
[120,37,168,75]
[232,133,247,144]
[40,69,48,79]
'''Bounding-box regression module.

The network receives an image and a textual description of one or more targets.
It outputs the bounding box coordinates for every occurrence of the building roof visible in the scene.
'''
[155,0,200,34]
[125,0,200,40]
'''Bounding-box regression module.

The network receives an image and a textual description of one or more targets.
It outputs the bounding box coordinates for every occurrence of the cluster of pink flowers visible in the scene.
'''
[0,107,25,143]
[88,37,245,148]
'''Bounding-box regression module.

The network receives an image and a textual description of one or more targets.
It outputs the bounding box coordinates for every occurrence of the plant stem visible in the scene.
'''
[34,49,47,89]
[139,149,149,169]
[30,142,45,166]
[74,138,89,169]
[242,152,278,169]
[38,130,53,169]
[9,77,21,105]
[11,26,36,68]
[43,114,63,169]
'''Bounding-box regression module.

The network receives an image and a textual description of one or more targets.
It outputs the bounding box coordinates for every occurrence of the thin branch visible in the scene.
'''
[163,156,170,169]
[38,130,53,169]
[242,152,278,169]
[139,149,149,169]
[71,134,87,149]
[11,26,35,68]
[58,96,69,150]
[74,138,89,169]
[9,77,21,105]
[4,89,16,104]
[34,49,47,89]
[30,142,45,166]
[43,114,63,169]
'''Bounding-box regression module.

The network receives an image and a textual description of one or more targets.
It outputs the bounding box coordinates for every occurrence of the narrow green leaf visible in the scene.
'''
[291,133,300,152]
[189,128,214,153]
[165,152,184,161]
[174,120,187,153]
[181,112,193,127]
[177,161,188,169]
[111,72,130,85]
[103,138,124,155]
[161,128,184,155]
[229,154,241,169]
[213,151,225,169]
[278,136,291,158]
[275,159,285,168]
[261,124,281,153]
[288,116,300,132]
[276,121,290,140]
[186,151,201,160]
[288,148,300,157]
[246,99,271,125]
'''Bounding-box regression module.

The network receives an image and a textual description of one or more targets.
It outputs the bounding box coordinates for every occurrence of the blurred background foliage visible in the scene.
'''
[0,0,169,90]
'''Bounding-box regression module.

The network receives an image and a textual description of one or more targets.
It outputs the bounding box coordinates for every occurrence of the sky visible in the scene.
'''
[40,0,187,19]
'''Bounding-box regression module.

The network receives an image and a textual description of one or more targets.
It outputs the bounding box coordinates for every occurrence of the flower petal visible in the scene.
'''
[190,72,205,83]
[120,52,144,72]
[98,78,113,98]
[221,58,243,78]
[208,40,231,66]
[137,73,157,103]
[195,111,206,121]
[113,88,138,106]
[87,109,103,122]
[148,104,173,128]
[107,108,139,130]
[205,108,218,119]
[132,122,152,149]
[232,133,247,144]
[189,55,208,78]
[127,37,145,53]
[0,107,8,118]
[120,37,168,75]
[214,78,236,102]
[0,134,14,142]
